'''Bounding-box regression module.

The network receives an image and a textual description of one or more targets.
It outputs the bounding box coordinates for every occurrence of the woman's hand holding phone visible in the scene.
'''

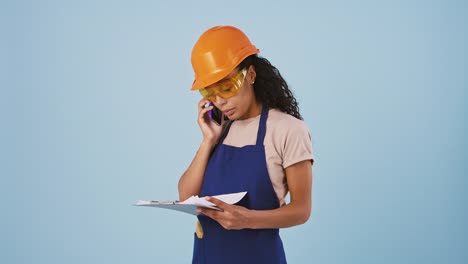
[198,99,224,145]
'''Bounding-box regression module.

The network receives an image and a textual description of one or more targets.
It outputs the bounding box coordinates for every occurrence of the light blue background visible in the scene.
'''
[1,0,467,263]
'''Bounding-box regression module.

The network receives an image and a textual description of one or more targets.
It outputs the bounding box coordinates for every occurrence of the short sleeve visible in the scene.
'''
[282,121,314,168]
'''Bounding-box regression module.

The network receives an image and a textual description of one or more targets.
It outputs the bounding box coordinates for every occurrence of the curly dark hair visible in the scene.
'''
[238,55,302,120]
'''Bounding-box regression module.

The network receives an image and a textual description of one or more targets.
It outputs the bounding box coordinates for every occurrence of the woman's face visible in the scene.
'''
[211,65,259,120]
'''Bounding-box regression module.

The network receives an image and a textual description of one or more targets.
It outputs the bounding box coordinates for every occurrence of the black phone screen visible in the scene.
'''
[211,105,223,125]
[204,102,228,126]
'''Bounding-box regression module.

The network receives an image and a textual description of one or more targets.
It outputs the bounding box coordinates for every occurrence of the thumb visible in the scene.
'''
[206,196,229,209]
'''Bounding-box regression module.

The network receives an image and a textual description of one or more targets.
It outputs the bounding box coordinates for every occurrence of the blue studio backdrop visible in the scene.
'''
[1,0,467,263]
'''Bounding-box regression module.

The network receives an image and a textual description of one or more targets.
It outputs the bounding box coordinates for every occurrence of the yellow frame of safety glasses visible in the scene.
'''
[199,68,247,101]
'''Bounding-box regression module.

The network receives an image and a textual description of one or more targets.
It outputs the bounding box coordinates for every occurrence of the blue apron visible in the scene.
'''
[193,106,287,264]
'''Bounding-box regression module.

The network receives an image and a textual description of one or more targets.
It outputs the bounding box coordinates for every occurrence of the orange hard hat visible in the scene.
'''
[190,25,260,91]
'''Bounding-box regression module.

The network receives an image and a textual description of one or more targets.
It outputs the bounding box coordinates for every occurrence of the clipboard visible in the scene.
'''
[134,191,247,216]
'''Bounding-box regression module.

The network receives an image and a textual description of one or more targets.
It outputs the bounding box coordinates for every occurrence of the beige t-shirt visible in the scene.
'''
[222,108,314,206]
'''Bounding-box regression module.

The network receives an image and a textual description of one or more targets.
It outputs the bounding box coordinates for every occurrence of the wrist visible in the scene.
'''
[200,139,216,150]
[246,209,258,229]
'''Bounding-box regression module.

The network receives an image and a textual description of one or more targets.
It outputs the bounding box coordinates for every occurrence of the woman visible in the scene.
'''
[178,25,314,264]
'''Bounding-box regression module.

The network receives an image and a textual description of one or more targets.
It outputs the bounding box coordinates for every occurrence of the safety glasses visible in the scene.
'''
[199,68,247,102]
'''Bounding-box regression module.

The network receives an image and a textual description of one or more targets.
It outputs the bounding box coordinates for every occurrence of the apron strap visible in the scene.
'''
[218,120,234,145]
[255,105,269,146]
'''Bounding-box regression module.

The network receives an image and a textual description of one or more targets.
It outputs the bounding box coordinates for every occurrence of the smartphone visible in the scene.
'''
[205,102,225,126]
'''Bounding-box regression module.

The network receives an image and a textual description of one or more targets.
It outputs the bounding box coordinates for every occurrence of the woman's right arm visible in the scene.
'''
[178,140,214,201]
[178,99,224,201]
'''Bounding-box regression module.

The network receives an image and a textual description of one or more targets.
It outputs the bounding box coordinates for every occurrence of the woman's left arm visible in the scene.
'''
[198,159,312,230]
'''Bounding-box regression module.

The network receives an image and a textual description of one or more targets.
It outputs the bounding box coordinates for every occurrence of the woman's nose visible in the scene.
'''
[215,95,227,106]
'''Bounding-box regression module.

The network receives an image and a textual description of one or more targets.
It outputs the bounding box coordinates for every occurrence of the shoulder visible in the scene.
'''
[267,109,310,135]
[265,108,314,167]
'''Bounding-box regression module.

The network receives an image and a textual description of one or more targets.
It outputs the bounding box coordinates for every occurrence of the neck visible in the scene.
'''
[238,101,263,120]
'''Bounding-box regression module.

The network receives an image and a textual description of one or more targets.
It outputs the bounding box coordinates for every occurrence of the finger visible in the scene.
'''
[197,207,221,219]
[198,101,212,115]
[198,105,213,121]
[200,104,213,112]
[198,103,211,113]
[198,99,211,109]
[205,197,229,209]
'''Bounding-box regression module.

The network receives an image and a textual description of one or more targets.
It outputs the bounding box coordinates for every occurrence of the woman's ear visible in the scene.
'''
[248,65,256,84]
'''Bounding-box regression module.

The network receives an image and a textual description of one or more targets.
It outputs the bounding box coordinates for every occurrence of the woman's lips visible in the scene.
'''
[223,108,234,116]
